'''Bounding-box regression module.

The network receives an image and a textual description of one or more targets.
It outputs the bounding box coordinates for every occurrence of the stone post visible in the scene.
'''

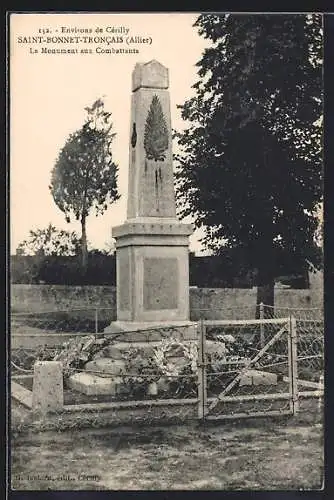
[32,361,64,414]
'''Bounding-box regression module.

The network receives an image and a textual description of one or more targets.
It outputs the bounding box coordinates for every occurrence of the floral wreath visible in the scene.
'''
[153,337,198,377]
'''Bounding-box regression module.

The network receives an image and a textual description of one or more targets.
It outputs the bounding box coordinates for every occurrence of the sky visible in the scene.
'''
[10,13,210,255]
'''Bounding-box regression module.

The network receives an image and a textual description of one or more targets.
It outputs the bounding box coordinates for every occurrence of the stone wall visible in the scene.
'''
[11,283,323,319]
[189,287,257,319]
[190,286,323,320]
[11,285,117,313]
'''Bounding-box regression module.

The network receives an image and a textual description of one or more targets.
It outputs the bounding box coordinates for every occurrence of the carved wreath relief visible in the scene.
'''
[144,95,168,161]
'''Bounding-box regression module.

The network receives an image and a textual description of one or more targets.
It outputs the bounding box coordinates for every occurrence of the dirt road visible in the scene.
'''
[11,407,323,490]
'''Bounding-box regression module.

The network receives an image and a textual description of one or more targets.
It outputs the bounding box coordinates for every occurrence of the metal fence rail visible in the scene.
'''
[11,304,323,426]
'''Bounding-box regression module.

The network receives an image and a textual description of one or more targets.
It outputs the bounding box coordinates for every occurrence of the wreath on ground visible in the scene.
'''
[153,337,198,377]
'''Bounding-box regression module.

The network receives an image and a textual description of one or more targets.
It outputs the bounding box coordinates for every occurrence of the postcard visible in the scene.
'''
[9,11,324,491]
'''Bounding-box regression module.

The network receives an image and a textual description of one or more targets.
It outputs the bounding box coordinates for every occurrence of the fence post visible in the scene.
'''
[95,308,99,335]
[259,302,265,348]
[197,319,207,421]
[290,315,299,414]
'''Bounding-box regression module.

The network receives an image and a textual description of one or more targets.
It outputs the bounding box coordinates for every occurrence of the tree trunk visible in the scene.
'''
[81,217,88,273]
[256,278,275,319]
[255,237,275,319]
[255,141,275,319]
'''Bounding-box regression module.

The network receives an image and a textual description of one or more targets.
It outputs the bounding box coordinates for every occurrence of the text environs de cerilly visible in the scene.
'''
[59,26,130,34]
[17,35,150,44]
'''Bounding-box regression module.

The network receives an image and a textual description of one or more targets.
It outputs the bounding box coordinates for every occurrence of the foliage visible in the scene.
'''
[175,14,323,307]
[153,338,198,377]
[124,346,164,396]
[49,98,120,269]
[53,336,110,378]
[11,253,117,285]
[11,252,309,287]
[16,224,81,257]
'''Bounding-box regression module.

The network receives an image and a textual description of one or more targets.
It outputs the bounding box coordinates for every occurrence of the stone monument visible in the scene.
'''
[105,60,193,333]
[68,61,194,397]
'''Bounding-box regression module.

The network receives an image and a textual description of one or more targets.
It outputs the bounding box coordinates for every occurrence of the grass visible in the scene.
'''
[11,398,323,491]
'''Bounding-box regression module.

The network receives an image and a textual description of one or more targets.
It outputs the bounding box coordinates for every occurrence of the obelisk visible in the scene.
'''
[106,60,193,332]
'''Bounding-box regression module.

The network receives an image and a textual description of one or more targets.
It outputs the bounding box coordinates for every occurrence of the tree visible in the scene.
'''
[16,224,81,256]
[49,98,120,271]
[175,14,323,314]
[102,238,116,255]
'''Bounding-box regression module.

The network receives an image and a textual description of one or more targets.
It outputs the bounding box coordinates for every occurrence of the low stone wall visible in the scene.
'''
[11,284,323,319]
[274,288,322,310]
[11,285,117,313]
[189,287,256,319]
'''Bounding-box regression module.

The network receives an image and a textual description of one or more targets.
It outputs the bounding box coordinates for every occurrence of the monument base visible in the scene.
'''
[69,320,198,397]
[112,219,193,323]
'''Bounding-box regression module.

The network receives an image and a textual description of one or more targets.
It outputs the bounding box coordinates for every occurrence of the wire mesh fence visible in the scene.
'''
[199,317,294,420]
[263,304,323,321]
[262,305,324,392]
[11,322,200,425]
[11,303,323,427]
[11,307,115,335]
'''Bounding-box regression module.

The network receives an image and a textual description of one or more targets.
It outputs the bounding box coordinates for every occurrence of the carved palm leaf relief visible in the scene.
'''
[144,95,169,161]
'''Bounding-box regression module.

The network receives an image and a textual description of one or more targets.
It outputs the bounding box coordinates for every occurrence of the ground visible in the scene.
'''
[11,399,323,491]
